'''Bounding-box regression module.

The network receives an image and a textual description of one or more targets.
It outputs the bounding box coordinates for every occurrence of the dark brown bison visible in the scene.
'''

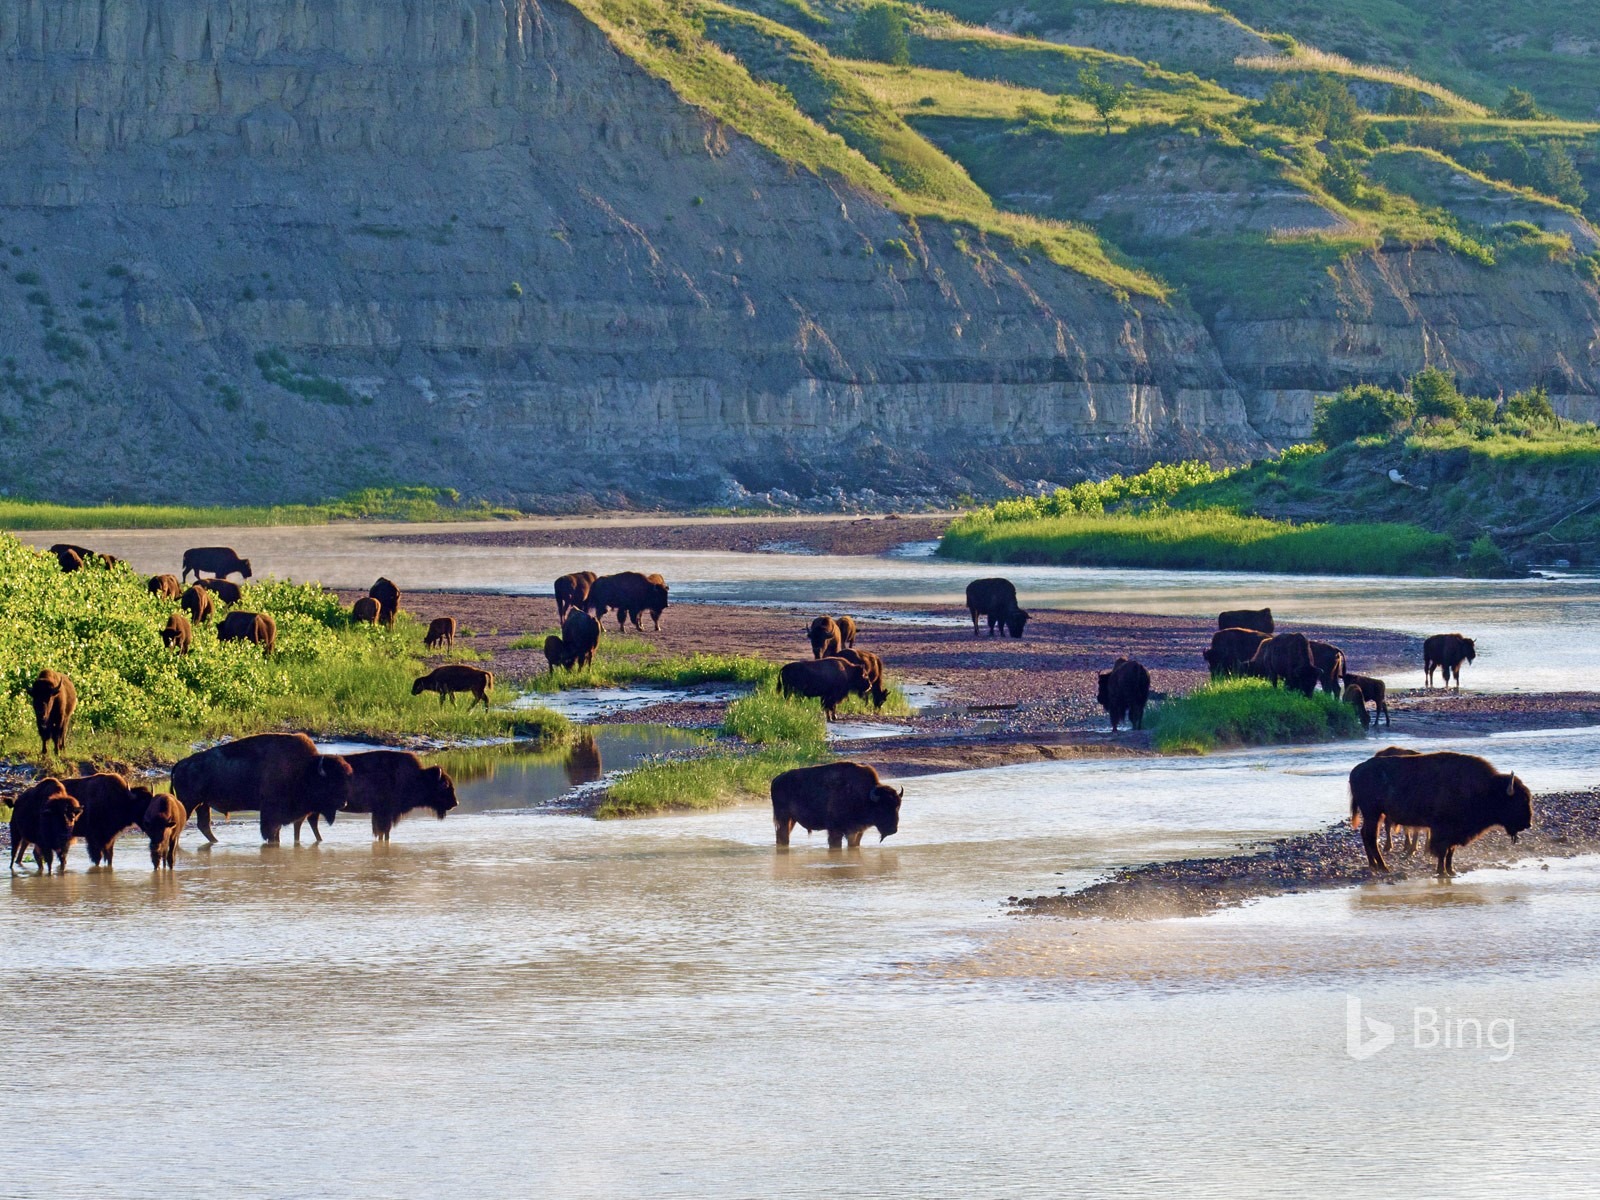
[588,571,668,632]
[1343,683,1371,729]
[1204,628,1271,678]
[53,546,83,572]
[9,778,81,873]
[1097,657,1151,731]
[1342,672,1390,726]
[560,608,601,669]
[835,615,858,648]
[543,635,569,673]
[1308,640,1345,696]
[771,761,903,849]
[148,573,183,601]
[29,669,76,758]
[1368,747,1425,856]
[1349,749,1532,876]
[965,578,1029,638]
[778,658,870,721]
[1218,608,1274,634]
[350,596,380,625]
[64,773,155,868]
[808,615,843,659]
[368,577,401,629]
[181,584,214,625]
[199,577,243,605]
[172,732,353,845]
[139,793,186,869]
[424,616,456,652]
[298,750,458,843]
[641,573,670,630]
[1249,633,1319,696]
[218,610,276,654]
[1424,633,1476,689]
[51,541,94,561]
[830,648,888,709]
[182,546,252,583]
[161,613,192,654]
[412,664,494,709]
[554,571,597,620]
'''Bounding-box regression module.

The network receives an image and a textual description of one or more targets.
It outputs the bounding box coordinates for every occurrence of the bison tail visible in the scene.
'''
[1349,787,1362,829]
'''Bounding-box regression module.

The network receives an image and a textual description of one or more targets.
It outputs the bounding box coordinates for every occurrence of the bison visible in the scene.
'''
[808,615,843,659]
[369,578,401,629]
[779,658,871,721]
[199,577,243,605]
[172,732,353,845]
[588,571,668,632]
[771,761,904,849]
[560,608,601,669]
[298,750,459,843]
[1424,633,1476,690]
[1342,672,1390,727]
[424,616,456,652]
[1309,640,1346,696]
[181,584,214,625]
[148,573,183,601]
[139,793,186,869]
[161,612,192,654]
[1218,608,1274,634]
[1349,748,1532,876]
[554,571,597,620]
[53,547,84,572]
[64,773,154,868]
[1249,633,1319,697]
[1343,683,1371,729]
[543,634,569,673]
[218,610,276,654]
[965,578,1029,638]
[1204,627,1271,679]
[834,615,858,648]
[641,573,670,630]
[830,647,888,709]
[29,669,76,758]
[1097,657,1151,732]
[182,546,252,583]
[9,778,81,874]
[350,596,381,625]
[412,664,494,709]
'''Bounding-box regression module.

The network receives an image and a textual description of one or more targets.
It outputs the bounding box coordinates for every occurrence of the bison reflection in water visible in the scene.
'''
[563,734,603,787]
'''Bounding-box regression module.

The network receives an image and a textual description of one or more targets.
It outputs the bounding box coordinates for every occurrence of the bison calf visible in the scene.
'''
[544,635,569,673]
[1343,683,1371,729]
[771,761,904,849]
[161,613,192,654]
[830,648,888,709]
[412,665,494,710]
[30,669,76,758]
[139,793,187,869]
[351,596,381,625]
[1097,657,1151,732]
[9,779,81,874]
[199,577,244,605]
[148,573,183,601]
[181,584,214,625]
[808,615,843,659]
[1342,672,1390,726]
[218,610,276,654]
[424,616,456,652]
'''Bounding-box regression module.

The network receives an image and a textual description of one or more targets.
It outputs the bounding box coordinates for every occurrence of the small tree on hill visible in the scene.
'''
[1506,385,1558,424]
[1496,86,1547,121]
[1312,384,1415,444]
[852,3,910,67]
[1076,66,1130,135]
[1409,367,1468,421]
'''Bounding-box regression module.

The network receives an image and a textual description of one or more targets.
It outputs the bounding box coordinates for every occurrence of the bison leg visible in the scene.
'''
[194,803,218,845]
[969,608,980,636]
[846,830,865,848]
[260,816,282,845]
[1361,819,1388,871]
[826,831,843,849]
[773,816,793,847]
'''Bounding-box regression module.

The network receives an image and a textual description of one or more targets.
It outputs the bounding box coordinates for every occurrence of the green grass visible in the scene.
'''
[1150,676,1363,753]
[595,744,829,818]
[721,687,828,746]
[514,632,777,692]
[0,487,520,531]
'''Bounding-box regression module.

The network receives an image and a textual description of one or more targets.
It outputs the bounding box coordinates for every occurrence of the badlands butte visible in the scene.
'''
[0,0,1597,507]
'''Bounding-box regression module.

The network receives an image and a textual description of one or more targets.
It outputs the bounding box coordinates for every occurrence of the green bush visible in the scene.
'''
[1150,677,1362,754]
[1506,385,1557,424]
[1464,534,1513,577]
[987,460,1232,522]
[851,3,909,66]
[1410,367,1468,421]
[1313,384,1416,445]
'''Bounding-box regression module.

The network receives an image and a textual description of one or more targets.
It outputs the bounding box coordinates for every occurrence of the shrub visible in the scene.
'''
[1495,86,1547,121]
[1313,384,1415,444]
[1410,367,1467,421]
[851,3,909,66]
[1464,534,1512,577]
[1505,385,1557,424]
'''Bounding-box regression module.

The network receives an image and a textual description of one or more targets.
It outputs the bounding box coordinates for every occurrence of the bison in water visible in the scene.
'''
[1349,748,1532,877]
[561,608,601,669]
[182,546,252,583]
[588,571,668,632]
[1204,628,1270,679]
[64,773,155,868]
[807,616,843,659]
[30,669,76,758]
[834,615,858,648]
[350,596,381,625]
[413,664,494,709]
[778,658,871,721]
[173,732,354,845]
[965,578,1029,638]
[1097,657,1151,732]
[369,577,401,629]
[181,584,214,625]
[770,761,904,848]
[9,778,81,874]
[199,577,243,605]
[554,571,597,620]
[1249,633,1319,697]
[831,647,889,709]
[218,610,276,654]
[1218,608,1273,634]
[424,616,456,652]
[1308,640,1345,696]
[161,612,192,654]
[139,793,186,870]
[148,573,183,601]
[298,750,459,843]
[1342,672,1390,726]
[1424,633,1476,690]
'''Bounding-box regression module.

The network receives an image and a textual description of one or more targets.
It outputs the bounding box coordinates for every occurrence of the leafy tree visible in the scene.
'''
[852,3,910,67]
[1409,367,1467,421]
[1312,384,1415,444]
[1495,87,1547,121]
[1256,77,1366,142]
[1536,141,1588,208]
[1384,87,1429,116]
[1506,385,1557,424]
[1076,66,1130,135]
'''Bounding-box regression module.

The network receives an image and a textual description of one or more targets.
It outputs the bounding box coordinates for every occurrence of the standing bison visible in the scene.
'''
[64,773,155,868]
[161,613,193,654]
[1343,683,1371,729]
[298,750,458,843]
[350,596,381,625]
[1349,749,1532,876]
[412,665,494,709]
[560,608,601,669]
[778,658,871,721]
[424,617,456,652]
[1249,633,1319,697]
[173,733,353,845]
[218,611,276,654]
[1308,640,1346,696]
[965,578,1029,638]
[9,779,81,874]
[554,571,597,620]
[543,635,569,673]
[771,761,904,848]
[139,793,187,870]
[834,616,858,648]
[1424,634,1476,690]
[587,571,668,632]
[1097,657,1151,732]
[181,584,214,625]
[1204,628,1270,679]
[29,669,76,758]
[199,577,244,605]
[368,578,401,629]
[182,547,252,583]
[1218,608,1274,634]
[807,616,843,659]
[1342,672,1390,726]
[831,648,888,710]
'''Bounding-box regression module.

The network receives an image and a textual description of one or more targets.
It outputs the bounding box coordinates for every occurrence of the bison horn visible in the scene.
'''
[895,788,905,800]
[1507,774,1518,796]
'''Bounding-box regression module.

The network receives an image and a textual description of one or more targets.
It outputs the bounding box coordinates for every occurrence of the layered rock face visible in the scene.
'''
[0,0,1259,505]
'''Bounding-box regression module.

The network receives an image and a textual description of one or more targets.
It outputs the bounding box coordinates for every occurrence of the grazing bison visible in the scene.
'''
[1342,672,1390,727]
[1249,633,1320,697]
[64,773,154,868]
[181,584,214,625]
[808,615,843,659]
[218,610,276,654]
[51,541,95,562]
[560,608,601,669]
[554,571,597,620]
[161,613,192,654]
[300,750,459,843]
[834,615,858,649]
[148,573,183,601]
[1218,608,1274,634]
[29,669,76,758]
[424,616,456,652]
[1349,749,1532,877]
[368,578,401,629]
[9,779,81,874]
[771,761,904,849]
[778,658,871,721]
[543,635,569,673]
[1204,627,1271,679]
[831,647,888,709]
[172,732,353,845]
[412,664,494,709]
[351,596,380,625]
[139,793,186,870]
[182,547,252,583]
[588,571,667,632]
[1308,640,1346,696]
[54,547,84,572]
[199,577,243,605]
[1343,683,1371,729]
[1424,633,1476,690]
[1097,657,1152,732]
[965,578,1029,638]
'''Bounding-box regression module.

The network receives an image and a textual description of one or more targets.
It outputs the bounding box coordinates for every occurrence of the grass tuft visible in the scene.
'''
[1150,677,1362,753]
